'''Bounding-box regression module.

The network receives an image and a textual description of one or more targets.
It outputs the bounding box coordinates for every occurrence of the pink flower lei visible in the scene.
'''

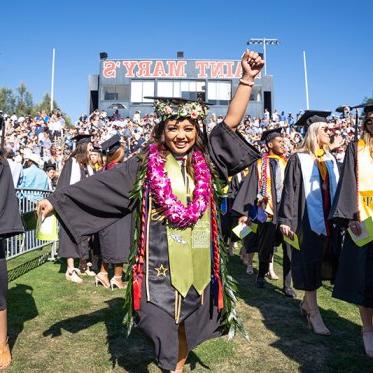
[146,143,211,228]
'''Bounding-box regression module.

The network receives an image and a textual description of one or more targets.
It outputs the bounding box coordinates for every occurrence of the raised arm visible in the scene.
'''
[224,50,264,131]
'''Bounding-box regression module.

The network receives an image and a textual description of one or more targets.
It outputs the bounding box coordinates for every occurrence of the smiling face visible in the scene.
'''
[163,118,197,155]
[268,136,285,156]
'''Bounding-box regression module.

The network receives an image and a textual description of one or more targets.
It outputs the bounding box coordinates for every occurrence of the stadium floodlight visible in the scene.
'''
[247,38,280,76]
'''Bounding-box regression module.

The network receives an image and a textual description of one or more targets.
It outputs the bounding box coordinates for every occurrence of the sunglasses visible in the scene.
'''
[320,127,331,133]
[365,119,373,126]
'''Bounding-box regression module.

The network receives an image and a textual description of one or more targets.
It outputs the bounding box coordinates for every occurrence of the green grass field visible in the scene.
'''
[6,248,373,372]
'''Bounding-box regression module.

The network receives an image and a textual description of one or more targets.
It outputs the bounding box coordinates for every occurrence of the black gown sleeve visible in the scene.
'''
[208,122,260,179]
[48,156,140,244]
[55,158,73,190]
[277,154,301,230]
[0,159,24,238]
[231,164,258,217]
[329,142,358,225]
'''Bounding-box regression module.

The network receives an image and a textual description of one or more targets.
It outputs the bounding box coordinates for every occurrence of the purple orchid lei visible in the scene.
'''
[146,143,211,228]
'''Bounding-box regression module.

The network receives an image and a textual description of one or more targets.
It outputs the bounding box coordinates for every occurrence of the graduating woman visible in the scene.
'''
[278,111,340,335]
[0,152,24,369]
[56,134,96,283]
[330,105,373,356]
[95,135,131,290]
[37,50,263,372]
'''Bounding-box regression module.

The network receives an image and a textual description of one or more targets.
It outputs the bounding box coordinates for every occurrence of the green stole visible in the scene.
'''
[165,153,211,298]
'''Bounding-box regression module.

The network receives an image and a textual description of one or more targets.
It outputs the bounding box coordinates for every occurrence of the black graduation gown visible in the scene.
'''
[277,153,339,291]
[232,159,281,262]
[0,158,24,310]
[55,158,92,259]
[330,142,373,307]
[98,164,133,264]
[47,122,260,370]
[220,172,246,243]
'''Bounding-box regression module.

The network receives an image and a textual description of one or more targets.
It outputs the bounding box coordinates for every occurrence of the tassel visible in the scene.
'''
[217,278,224,311]
[133,275,142,311]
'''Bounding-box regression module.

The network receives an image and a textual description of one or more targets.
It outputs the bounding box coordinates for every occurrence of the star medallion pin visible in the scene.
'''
[154,264,169,278]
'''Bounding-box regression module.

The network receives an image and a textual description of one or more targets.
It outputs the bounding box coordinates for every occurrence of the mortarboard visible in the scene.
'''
[144,96,211,122]
[101,134,121,155]
[294,110,331,130]
[363,104,373,116]
[73,134,91,145]
[261,127,283,143]
[90,146,102,153]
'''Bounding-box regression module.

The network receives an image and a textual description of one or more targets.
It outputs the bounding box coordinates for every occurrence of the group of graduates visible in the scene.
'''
[225,104,373,355]
[1,49,373,372]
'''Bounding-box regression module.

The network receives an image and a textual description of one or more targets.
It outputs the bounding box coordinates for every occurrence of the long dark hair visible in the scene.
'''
[106,146,125,165]
[70,142,90,166]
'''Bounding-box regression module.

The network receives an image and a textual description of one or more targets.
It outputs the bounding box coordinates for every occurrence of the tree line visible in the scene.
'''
[0,83,70,124]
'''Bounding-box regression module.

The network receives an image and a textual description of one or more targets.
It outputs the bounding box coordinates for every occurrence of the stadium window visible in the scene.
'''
[131,80,155,103]
[157,81,174,97]
[250,86,262,102]
[207,81,231,105]
[102,85,130,101]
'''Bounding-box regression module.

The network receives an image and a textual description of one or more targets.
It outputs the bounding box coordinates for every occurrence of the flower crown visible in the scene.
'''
[154,99,208,122]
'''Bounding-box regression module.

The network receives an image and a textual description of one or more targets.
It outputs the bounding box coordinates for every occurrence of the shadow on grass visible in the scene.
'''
[41,297,209,372]
[42,298,154,371]
[7,284,39,350]
[228,254,373,373]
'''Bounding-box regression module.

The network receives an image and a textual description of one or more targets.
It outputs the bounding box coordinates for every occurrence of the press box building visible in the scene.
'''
[88,52,274,118]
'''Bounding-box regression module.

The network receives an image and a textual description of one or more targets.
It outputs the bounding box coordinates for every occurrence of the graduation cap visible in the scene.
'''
[73,134,91,145]
[144,96,211,122]
[363,104,373,116]
[90,146,102,153]
[44,161,57,172]
[294,110,331,130]
[261,128,283,143]
[101,134,121,155]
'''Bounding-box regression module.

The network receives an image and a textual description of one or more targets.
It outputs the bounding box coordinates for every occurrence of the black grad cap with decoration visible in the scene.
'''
[294,110,331,131]
[260,127,284,143]
[145,95,213,145]
[144,96,211,122]
[101,134,121,155]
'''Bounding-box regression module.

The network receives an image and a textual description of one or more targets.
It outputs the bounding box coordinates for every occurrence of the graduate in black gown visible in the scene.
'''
[38,51,264,372]
[56,134,96,283]
[0,153,24,369]
[278,111,340,336]
[95,135,132,290]
[330,105,373,356]
[233,128,295,297]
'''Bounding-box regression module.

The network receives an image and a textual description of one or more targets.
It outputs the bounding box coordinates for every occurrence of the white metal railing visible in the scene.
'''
[6,188,58,260]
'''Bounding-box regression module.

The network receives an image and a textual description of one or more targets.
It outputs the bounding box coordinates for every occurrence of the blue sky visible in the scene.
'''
[1,0,372,120]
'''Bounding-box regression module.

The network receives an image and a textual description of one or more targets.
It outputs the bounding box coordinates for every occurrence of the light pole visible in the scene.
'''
[303,51,310,109]
[50,48,55,112]
[247,38,280,76]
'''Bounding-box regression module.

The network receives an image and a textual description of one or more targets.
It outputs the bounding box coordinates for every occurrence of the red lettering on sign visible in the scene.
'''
[167,61,187,78]
[195,61,209,78]
[136,61,152,77]
[152,61,167,77]
[210,61,225,79]
[234,62,242,78]
[224,61,234,78]
[102,61,117,79]
[122,61,137,77]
